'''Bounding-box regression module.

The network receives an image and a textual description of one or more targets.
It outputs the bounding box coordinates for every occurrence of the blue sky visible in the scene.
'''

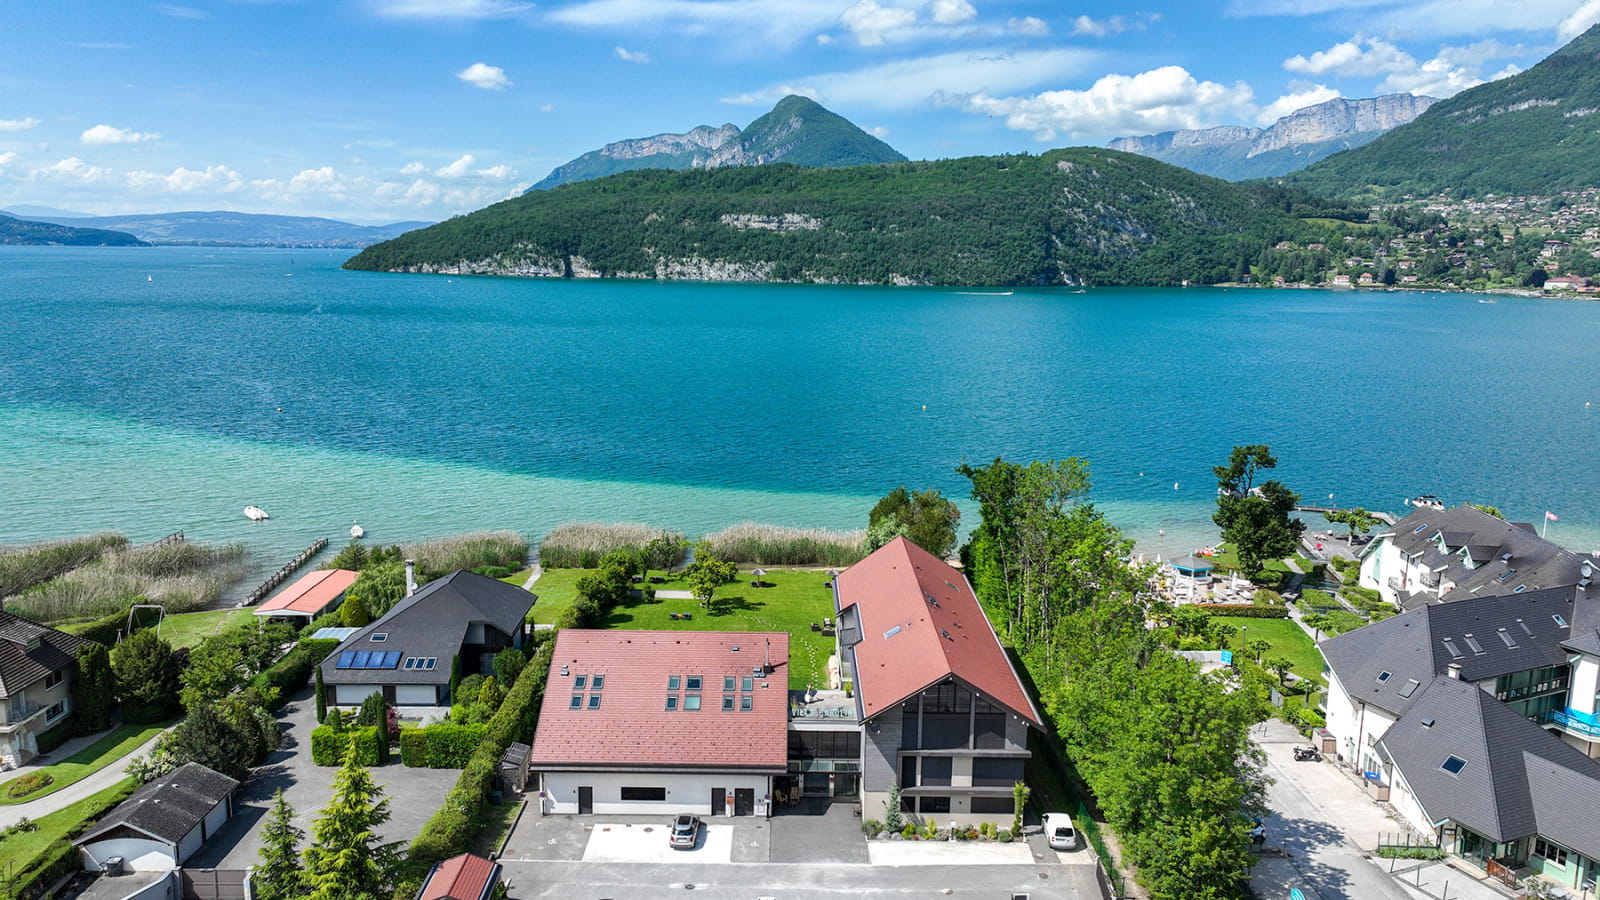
[2,0,1597,223]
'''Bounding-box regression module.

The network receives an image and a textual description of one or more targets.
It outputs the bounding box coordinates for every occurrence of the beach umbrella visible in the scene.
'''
[752,568,767,578]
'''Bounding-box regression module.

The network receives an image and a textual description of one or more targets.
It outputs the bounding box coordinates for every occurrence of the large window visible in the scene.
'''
[788,731,861,759]
[918,796,951,814]
[973,757,1025,786]
[620,787,666,802]
[920,756,953,786]
[971,796,1015,814]
[1535,838,1570,867]
[901,756,917,787]
[43,670,63,690]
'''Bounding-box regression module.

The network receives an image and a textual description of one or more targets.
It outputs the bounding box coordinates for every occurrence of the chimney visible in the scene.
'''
[1447,663,1462,680]
[404,559,416,598]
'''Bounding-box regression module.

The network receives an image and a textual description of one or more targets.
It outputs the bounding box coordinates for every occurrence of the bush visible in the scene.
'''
[63,605,155,646]
[399,728,427,767]
[862,820,884,837]
[250,638,341,707]
[35,718,77,754]
[1303,609,1366,636]
[1376,846,1445,860]
[5,773,53,799]
[397,724,490,768]
[539,522,684,569]
[997,829,1013,843]
[310,725,382,766]
[701,522,866,566]
[1193,603,1288,618]
[1299,588,1334,606]
[1252,589,1284,606]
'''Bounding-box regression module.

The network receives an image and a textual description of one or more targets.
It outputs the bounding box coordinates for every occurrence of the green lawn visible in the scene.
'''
[535,567,838,688]
[1212,617,1327,685]
[0,722,170,806]
[153,608,253,649]
[0,777,138,877]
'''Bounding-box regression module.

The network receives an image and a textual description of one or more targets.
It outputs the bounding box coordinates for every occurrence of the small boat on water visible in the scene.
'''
[244,506,270,521]
[350,523,366,539]
[146,275,153,282]
[1479,298,1498,303]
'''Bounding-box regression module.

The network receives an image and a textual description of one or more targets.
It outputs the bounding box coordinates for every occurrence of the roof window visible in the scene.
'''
[722,695,735,711]
[1421,717,1436,728]
[370,633,387,642]
[1442,638,1463,659]
[574,675,587,690]
[684,694,702,711]
[668,675,681,690]
[591,674,604,690]
[1441,755,1468,775]
[588,694,602,709]
[1554,614,1569,627]
[1514,585,1528,593]
[884,625,903,639]
[1413,523,1431,534]
[686,675,702,691]
[740,696,753,712]
[1464,634,1485,654]
[1498,569,1517,582]
[1377,671,1393,683]
[1399,679,1421,698]
[1498,628,1517,649]
[570,694,582,709]
[665,695,679,711]
[724,676,736,692]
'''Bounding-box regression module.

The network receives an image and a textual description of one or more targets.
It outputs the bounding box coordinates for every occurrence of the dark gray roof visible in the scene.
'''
[321,570,534,686]
[1560,567,1600,656]
[0,610,93,697]
[1373,506,1586,603]
[1377,677,1600,858]
[1323,584,1578,716]
[77,763,238,846]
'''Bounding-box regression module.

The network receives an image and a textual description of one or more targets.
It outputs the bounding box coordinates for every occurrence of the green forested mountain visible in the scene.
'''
[1284,24,1600,200]
[348,148,1320,287]
[528,96,906,191]
[0,213,147,246]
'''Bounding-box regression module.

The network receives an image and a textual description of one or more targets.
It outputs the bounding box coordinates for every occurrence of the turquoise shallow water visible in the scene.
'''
[4,245,1600,570]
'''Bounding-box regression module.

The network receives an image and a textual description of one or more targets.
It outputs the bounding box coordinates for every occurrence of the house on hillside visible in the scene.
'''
[834,537,1043,825]
[1545,274,1587,291]
[76,763,238,872]
[319,570,534,708]
[532,630,790,816]
[253,567,358,623]
[0,611,94,766]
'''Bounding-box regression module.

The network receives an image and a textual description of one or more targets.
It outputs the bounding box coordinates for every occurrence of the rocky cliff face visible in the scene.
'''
[605,124,741,162]
[1107,93,1436,180]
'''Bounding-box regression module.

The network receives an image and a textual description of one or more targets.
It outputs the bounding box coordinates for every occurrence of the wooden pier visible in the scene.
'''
[1294,506,1396,526]
[242,537,329,607]
[138,531,186,550]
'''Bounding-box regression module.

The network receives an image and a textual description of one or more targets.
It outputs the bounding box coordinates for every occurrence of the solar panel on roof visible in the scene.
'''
[337,651,356,668]
[352,650,372,668]
[378,651,401,669]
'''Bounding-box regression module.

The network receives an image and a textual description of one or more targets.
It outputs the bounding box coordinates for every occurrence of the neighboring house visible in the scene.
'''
[319,570,534,708]
[417,853,501,900]
[1545,274,1587,291]
[531,630,790,817]
[1359,505,1586,609]
[1322,576,1600,889]
[0,611,94,766]
[834,537,1043,826]
[252,568,358,623]
[76,763,238,873]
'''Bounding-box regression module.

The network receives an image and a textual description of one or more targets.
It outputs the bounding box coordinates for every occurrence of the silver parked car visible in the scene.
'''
[669,814,701,849]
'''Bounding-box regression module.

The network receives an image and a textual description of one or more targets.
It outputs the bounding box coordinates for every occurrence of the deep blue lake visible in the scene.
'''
[4,245,1599,569]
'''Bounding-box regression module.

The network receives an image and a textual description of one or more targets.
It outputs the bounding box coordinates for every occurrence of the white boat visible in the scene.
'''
[244,506,270,521]
[350,524,366,539]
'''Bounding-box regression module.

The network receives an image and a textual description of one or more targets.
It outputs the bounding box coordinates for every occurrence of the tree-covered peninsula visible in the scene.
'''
[344,148,1332,287]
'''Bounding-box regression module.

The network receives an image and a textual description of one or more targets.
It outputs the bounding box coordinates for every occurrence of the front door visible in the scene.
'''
[712,787,725,815]
[734,788,754,816]
[578,786,593,815]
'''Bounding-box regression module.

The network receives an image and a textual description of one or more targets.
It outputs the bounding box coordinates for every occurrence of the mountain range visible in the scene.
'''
[1284,23,1600,200]
[528,95,907,191]
[0,213,147,247]
[1107,93,1437,181]
[1,210,431,248]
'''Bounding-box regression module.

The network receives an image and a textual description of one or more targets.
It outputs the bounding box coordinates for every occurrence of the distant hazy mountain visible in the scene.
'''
[529,95,907,191]
[1107,94,1437,181]
[0,213,147,246]
[1,204,95,219]
[14,210,431,248]
[1285,24,1600,200]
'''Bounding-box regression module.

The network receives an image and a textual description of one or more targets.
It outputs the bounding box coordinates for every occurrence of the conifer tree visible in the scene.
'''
[314,666,327,724]
[254,789,304,900]
[301,746,399,900]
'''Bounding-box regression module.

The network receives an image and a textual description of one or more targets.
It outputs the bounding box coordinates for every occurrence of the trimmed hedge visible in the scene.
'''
[34,717,76,755]
[397,724,488,769]
[250,638,341,709]
[399,728,427,768]
[310,725,382,766]
[407,646,549,871]
[1194,603,1288,619]
[5,778,138,900]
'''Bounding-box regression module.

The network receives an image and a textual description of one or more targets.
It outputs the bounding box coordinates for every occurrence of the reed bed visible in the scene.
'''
[12,541,249,623]
[702,522,867,567]
[539,522,686,569]
[0,533,129,599]
[403,531,529,576]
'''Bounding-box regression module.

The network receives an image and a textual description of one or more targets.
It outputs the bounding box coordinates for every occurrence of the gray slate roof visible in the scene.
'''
[77,763,238,846]
[1370,506,1587,608]
[0,610,93,698]
[1323,584,1579,716]
[320,570,534,686]
[1377,677,1600,859]
[1561,568,1600,656]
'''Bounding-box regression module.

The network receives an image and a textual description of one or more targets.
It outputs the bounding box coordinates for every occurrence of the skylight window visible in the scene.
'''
[1498,568,1517,582]
[1554,614,1569,627]
[684,694,702,711]
[1442,638,1463,659]
[1399,679,1421,698]
[591,675,604,690]
[1498,628,1517,649]
[665,696,679,711]
[724,676,736,692]
[686,675,702,691]
[668,675,681,690]
[570,694,582,709]
[740,696,753,712]
[574,675,587,690]
[1441,756,1468,775]
[370,633,387,642]
[722,695,735,711]
[588,694,602,709]
[1413,524,1431,534]
[1464,635,1485,654]
[1514,585,1528,593]
[1377,671,1393,683]
[742,676,754,692]
[884,625,902,639]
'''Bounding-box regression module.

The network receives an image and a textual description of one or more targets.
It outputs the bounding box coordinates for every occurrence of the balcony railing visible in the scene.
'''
[2,701,44,726]
[1542,709,1600,739]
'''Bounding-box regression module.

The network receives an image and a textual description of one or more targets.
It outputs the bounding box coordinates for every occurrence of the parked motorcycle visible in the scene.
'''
[1293,746,1322,762]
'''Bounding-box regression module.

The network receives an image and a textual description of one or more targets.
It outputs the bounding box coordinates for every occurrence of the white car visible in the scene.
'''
[1042,812,1078,851]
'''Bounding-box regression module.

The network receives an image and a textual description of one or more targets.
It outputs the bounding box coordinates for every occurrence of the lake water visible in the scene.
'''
[4,245,1600,575]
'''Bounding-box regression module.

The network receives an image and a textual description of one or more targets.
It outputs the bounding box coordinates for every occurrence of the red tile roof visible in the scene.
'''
[836,537,1042,727]
[530,630,790,772]
[418,853,499,900]
[255,568,358,616]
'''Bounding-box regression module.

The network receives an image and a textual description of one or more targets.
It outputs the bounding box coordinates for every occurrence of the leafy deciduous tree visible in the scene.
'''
[112,629,181,724]
[866,486,961,558]
[1213,445,1304,577]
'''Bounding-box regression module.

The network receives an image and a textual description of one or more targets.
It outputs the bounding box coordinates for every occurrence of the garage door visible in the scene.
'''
[395,684,437,706]
[335,685,381,706]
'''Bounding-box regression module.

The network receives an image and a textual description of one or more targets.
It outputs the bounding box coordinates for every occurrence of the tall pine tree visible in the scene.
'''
[301,746,399,900]
[254,789,304,900]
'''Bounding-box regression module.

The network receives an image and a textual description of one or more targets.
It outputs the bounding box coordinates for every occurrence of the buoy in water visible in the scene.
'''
[1173,482,1179,490]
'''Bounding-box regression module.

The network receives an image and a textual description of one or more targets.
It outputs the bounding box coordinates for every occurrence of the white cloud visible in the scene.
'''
[840,0,918,45]
[1007,15,1048,35]
[614,46,653,62]
[369,0,533,19]
[960,65,1257,141]
[548,0,850,46]
[81,124,160,144]
[927,0,975,26]
[457,62,512,91]
[867,125,891,137]
[288,166,340,191]
[725,47,1097,109]
[1257,84,1342,123]
[156,4,209,18]
[1283,35,1527,98]
[400,161,428,174]
[816,32,835,43]
[1283,36,1413,75]
[0,118,41,131]
[35,157,113,183]
[1231,0,1582,39]
[1560,0,1600,41]
[477,163,519,180]
[0,152,19,169]
[127,165,244,193]
[435,154,477,178]
[538,103,556,112]
[1071,14,1128,37]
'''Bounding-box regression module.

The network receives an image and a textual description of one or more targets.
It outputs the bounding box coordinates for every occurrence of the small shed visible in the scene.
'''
[76,763,238,872]
[417,853,501,900]
[254,568,359,622]
[497,742,531,796]
[1170,554,1215,577]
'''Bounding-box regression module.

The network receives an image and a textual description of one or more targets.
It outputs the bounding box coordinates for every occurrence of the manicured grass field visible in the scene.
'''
[532,567,837,688]
[0,722,170,805]
[153,607,253,649]
[0,777,138,877]
[1213,616,1327,685]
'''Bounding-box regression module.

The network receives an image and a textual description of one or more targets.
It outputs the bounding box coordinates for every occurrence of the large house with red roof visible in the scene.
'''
[834,537,1043,825]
